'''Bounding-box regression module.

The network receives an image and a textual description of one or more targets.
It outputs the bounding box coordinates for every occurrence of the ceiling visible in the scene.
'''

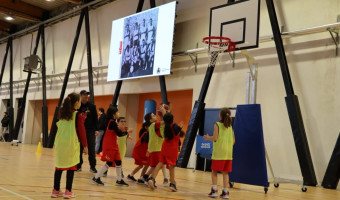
[0,0,84,38]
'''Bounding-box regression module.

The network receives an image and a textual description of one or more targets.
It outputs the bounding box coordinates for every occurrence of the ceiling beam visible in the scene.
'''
[0,1,46,22]
[64,0,83,4]
[0,20,12,32]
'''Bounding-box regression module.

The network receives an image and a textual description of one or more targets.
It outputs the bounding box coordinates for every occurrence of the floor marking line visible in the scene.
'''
[0,186,33,200]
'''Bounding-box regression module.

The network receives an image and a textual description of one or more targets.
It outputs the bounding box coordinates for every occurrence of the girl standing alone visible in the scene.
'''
[52,92,88,199]
[204,107,235,199]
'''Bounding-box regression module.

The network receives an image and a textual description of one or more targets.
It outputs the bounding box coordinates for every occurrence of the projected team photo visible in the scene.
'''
[108,2,176,81]
[120,9,158,78]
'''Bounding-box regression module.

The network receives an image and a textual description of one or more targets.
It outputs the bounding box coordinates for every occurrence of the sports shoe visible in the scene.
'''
[163,178,169,184]
[127,175,137,182]
[76,168,82,172]
[147,177,157,190]
[208,187,218,198]
[116,180,129,186]
[51,189,63,198]
[137,178,145,184]
[90,168,97,173]
[103,171,108,177]
[220,191,229,199]
[169,183,177,192]
[92,177,104,186]
[63,190,75,199]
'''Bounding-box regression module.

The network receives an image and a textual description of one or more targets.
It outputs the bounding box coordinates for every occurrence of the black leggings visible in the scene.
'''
[53,170,75,191]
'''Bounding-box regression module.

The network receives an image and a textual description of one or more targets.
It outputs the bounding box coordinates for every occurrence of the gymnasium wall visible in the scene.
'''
[0,0,339,186]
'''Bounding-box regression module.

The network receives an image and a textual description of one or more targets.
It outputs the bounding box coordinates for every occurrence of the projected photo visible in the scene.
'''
[108,2,176,82]
[121,9,158,78]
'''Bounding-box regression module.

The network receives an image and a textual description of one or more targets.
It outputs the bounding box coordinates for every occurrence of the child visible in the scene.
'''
[117,117,133,178]
[127,120,151,183]
[52,92,88,199]
[144,105,170,186]
[127,112,156,183]
[147,112,184,191]
[204,108,235,199]
[92,106,132,186]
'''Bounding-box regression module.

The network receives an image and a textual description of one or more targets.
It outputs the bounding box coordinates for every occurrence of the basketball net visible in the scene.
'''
[202,36,235,67]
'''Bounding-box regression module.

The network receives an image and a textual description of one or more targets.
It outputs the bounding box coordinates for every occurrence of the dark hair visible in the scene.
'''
[117,117,125,122]
[4,112,8,115]
[58,92,80,121]
[163,112,174,140]
[220,107,232,128]
[99,108,104,113]
[144,112,153,123]
[105,105,118,126]
[139,121,151,137]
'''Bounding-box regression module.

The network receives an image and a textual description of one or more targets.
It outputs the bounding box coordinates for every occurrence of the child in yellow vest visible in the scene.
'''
[204,108,235,199]
[144,105,170,186]
[117,117,132,178]
[51,92,88,199]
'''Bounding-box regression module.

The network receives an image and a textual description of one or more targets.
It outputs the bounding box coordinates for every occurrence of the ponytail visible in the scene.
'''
[58,92,80,120]
[220,107,231,128]
[163,112,174,140]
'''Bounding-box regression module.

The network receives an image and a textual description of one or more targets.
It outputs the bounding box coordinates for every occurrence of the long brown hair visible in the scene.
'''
[58,92,80,121]
[220,107,232,128]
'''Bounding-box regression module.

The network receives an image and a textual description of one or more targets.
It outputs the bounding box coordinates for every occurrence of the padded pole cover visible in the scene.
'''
[322,133,340,189]
[285,94,317,186]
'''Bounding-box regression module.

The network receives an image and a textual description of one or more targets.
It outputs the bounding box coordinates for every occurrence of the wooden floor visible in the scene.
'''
[0,143,339,200]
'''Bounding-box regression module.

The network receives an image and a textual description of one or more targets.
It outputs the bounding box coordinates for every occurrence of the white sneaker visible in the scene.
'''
[220,190,229,199]
[208,188,218,198]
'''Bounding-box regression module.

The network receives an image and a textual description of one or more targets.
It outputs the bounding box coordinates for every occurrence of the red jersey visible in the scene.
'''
[161,124,181,158]
[132,131,149,162]
[101,119,127,162]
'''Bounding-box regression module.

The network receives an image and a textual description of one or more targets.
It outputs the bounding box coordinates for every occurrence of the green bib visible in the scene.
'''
[148,122,164,153]
[212,122,234,160]
[118,135,127,160]
[54,111,80,168]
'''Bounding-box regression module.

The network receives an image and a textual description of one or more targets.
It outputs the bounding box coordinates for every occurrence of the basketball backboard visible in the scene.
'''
[209,0,260,51]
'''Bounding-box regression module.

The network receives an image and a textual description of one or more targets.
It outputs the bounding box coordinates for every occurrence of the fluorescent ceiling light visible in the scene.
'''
[5,16,14,21]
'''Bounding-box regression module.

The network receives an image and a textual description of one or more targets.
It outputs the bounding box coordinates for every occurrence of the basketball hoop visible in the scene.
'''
[202,36,236,66]
[202,36,236,52]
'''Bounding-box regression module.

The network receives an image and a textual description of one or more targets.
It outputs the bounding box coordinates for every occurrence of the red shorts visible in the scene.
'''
[56,165,77,171]
[159,155,177,166]
[148,152,161,167]
[134,159,148,166]
[101,150,121,162]
[211,160,232,172]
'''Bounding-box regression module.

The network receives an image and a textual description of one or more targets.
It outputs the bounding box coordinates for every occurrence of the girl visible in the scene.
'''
[144,105,170,186]
[127,112,158,183]
[127,120,151,183]
[148,112,184,192]
[52,92,88,199]
[117,116,133,178]
[204,107,235,199]
[92,106,132,186]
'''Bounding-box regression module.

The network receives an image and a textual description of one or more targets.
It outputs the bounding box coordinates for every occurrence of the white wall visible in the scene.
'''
[0,0,340,186]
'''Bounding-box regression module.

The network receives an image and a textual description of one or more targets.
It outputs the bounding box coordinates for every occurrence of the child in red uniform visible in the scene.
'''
[148,112,184,192]
[204,108,235,199]
[127,120,151,183]
[51,92,88,199]
[92,105,132,186]
[144,105,171,185]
